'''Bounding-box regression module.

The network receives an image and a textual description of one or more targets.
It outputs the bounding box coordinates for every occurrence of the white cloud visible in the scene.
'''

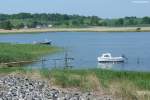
[132,0,150,4]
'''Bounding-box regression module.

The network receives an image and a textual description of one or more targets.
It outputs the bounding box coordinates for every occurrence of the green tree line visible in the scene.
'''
[0,13,150,30]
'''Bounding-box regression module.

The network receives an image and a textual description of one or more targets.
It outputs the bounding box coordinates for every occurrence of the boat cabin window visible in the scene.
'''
[104,55,110,57]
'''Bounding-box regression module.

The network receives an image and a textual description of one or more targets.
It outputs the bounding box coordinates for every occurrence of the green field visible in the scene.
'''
[0,43,60,64]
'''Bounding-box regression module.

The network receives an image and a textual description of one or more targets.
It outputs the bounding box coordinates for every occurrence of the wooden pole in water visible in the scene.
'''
[64,51,68,68]
[64,51,74,69]
[41,57,45,68]
[53,59,59,68]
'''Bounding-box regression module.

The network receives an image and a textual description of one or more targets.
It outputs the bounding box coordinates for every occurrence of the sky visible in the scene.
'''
[0,0,150,18]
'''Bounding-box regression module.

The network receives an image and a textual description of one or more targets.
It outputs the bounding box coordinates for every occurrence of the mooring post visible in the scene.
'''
[41,57,45,68]
[64,51,74,69]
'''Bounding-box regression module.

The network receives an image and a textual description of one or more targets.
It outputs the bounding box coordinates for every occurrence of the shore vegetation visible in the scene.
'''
[0,43,60,66]
[0,67,150,100]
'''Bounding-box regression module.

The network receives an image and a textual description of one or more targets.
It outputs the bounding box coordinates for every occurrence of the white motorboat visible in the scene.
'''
[97,53,125,63]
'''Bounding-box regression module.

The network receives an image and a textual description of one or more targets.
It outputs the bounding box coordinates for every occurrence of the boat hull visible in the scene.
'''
[97,57,125,63]
[98,60,124,63]
[39,42,51,45]
[34,41,52,45]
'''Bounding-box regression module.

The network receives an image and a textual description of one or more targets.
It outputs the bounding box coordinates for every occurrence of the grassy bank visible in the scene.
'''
[0,43,60,64]
[50,69,150,99]
[0,67,150,99]
[1,27,150,34]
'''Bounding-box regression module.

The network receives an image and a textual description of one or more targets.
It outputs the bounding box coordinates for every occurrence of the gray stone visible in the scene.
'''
[0,75,113,100]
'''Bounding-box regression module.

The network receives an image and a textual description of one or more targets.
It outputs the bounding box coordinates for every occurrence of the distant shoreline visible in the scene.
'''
[0,27,150,34]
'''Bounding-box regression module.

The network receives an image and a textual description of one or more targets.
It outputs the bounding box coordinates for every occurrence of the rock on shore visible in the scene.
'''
[0,74,113,100]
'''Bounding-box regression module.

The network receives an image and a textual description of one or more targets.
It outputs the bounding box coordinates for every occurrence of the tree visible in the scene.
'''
[123,17,138,26]
[142,17,150,24]
[11,13,33,19]
[0,13,150,28]
[90,16,100,25]
[99,20,108,26]
[0,14,8,21]
[72,20,80,26]
[115,18,124,26]
[0,21,13,30]
[27,21,40,28]
[128,19,137,25]
[15,23,24,29]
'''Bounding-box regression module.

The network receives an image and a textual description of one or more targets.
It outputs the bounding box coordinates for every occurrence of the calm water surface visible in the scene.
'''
[0,32,150,71]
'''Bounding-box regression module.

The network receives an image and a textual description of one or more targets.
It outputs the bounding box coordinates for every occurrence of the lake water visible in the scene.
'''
[0,32,150,71]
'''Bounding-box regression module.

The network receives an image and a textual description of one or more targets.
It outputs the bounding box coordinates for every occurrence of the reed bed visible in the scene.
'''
[0,43,60,63]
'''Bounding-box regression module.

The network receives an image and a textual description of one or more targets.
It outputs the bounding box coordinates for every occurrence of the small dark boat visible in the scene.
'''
[39,41,52,45]
[33,40,52,45]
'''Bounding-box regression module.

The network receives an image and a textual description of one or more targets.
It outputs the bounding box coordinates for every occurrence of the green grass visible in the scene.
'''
[48,69,150,99]
[0,67,26,73]
[1,68,150,91]
[0,43,60,63]
[48,69,150,90]
[0,68,150,99]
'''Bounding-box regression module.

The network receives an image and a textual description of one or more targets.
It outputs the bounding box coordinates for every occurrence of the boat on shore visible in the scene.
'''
[97,53,125,63]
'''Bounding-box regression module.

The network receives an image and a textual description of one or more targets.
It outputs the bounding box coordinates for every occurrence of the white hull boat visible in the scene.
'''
[97,53,125,63]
